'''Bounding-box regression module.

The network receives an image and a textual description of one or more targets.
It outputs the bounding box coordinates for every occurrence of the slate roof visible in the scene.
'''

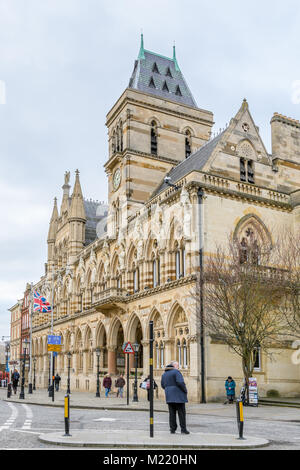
[128,48,197,108]
[84,200,108,246]
[152,130,226,197]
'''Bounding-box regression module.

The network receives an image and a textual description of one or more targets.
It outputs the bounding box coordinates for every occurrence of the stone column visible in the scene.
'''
[108,347,116,375]
[141,340,149,376]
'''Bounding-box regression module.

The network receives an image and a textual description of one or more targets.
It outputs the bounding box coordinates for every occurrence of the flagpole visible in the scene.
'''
[28,282,33,393]
[49,270,55,397]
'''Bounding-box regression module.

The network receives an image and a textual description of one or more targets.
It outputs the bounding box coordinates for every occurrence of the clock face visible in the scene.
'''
[113,168,121,190]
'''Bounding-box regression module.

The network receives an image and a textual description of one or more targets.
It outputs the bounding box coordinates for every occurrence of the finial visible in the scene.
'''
[242,98,248,110]
[173,41,180,72]
[138,31,145,60]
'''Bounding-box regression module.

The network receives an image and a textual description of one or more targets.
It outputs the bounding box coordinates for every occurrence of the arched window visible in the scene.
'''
[185,130,191,158]
[239,229,261,266]
[177,339,182,368]
[160,342,164,368]
[175,243,186,279]
[183,339,188,369]
[253,342,261,371]
[240,158,246,182]
[152,255,160,287]
[151,121,157,155]
[119,121,123,152]
[112,130,116,155]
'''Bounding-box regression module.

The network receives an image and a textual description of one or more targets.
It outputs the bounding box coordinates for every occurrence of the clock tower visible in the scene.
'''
[105,35,214,238]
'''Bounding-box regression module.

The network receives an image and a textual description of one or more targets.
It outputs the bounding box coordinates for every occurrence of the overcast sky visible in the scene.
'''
[1,0,300,337]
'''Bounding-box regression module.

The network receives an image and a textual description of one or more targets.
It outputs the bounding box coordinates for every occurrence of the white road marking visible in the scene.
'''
[0,402,19,432]
[21,404,33,430]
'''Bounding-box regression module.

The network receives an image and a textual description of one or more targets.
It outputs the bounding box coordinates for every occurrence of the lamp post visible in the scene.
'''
[33,357,36,391]
[132,342,139,402]
[5,342,10,385]
[19,339,29,399]
[95,348,100,397]
[67,352,72,395]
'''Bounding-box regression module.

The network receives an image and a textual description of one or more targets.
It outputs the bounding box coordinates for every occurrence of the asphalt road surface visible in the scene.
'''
[0,400,300,450]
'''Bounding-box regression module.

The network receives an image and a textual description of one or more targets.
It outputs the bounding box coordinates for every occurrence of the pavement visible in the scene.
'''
[2,387,300,449]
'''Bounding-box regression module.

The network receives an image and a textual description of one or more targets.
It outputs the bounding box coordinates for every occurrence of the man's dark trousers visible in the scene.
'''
[168,403,187,432]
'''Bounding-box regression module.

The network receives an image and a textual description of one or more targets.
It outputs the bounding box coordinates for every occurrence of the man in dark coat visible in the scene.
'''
[161,361,189,434]
[11,369,20,395]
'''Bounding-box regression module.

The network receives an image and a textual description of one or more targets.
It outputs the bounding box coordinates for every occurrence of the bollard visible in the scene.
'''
[7,383,12,398]
[64,394,71,436]
[236,399,246,440]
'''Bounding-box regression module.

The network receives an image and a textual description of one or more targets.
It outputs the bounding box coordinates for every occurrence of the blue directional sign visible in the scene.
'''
[47,335,61,345]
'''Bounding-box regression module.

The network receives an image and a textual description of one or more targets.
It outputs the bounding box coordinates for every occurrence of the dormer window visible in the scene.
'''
[152,62,159,73]
[149,77,156,88]
[162,81,169,92]
[175,85,182,96]
[166,67,173,78]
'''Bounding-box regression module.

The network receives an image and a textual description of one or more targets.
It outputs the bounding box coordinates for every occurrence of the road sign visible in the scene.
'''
[48,335,61,345]
[47,344,61,352]
[122,341,134,354]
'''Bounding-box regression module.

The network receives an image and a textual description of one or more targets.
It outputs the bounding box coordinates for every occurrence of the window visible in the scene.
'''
[253,343,261,371]
[150,121,157,155]
[162,81,169,92]
[152,256,160,287]
[247,161,254,184]
[166,67,173,78]
[185,131,191,158]
[175,245,186,279]
[175,85,182,96]
[240,158,246,182]
[152,62,159,73]
[240,158,255,184]
[149,77,156,88]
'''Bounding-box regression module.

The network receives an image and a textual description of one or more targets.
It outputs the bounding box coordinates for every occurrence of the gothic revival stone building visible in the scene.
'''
[12,36,300,401]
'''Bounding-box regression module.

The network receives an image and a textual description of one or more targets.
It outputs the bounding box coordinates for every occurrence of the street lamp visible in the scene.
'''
[67,352,72,395]
[19,338,29,399]
[95,348,100,397]
[132,342,139,402]
[33,357,36,391]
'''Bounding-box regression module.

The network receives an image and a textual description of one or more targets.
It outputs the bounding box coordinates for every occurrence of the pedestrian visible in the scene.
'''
[140,375,158,401]
[54,373,61,392]
[11,369,20,395]
[103,374,112,398]
[161,361,189,435]
[224,376,236,404]
[115,374,125,398]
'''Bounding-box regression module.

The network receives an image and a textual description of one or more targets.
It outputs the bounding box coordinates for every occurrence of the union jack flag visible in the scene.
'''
[33,291,51,313]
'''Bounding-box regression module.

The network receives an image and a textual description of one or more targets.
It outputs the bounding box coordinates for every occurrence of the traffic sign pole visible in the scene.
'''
[127,353,129,406]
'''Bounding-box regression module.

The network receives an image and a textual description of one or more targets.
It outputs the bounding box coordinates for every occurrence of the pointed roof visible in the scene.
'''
[69,170,86,221]
[128,35,197,108]
[47,197,58,241]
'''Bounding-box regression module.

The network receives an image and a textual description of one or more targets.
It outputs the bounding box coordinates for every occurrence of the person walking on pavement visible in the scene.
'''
[103,374,112,398]
[161,361,189,435]
[224,376,236,404]
[54,373,61,392]
[115,374,125,398]
[11,369,20,395]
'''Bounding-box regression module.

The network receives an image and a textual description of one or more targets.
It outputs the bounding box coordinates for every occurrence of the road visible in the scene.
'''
[0,399,299,449]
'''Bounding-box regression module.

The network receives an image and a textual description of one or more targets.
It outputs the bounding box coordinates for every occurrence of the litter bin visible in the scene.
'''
[7,383,12,398]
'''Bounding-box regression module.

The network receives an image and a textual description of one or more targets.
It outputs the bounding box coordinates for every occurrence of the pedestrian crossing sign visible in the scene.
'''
[122,341,134,354]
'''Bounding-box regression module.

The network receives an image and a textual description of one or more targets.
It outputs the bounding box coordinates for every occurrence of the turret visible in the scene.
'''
[68,170,86,262]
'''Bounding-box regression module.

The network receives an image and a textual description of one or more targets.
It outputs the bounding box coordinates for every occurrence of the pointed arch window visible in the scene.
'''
[133,266,140,293]
[177,339,182,368]
[160,342,164,368]
[152,255,160,288]
[185,130,192,158]
[183,339,188,369]
[150,120,158,155]
[119,121,123,152]
[253,342,261,371]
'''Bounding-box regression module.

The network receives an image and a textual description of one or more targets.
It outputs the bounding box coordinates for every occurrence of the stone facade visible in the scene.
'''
[10,39,300,401]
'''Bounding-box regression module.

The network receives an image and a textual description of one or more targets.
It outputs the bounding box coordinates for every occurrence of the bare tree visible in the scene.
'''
[273,228,300,337]
[198,237,285,402]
